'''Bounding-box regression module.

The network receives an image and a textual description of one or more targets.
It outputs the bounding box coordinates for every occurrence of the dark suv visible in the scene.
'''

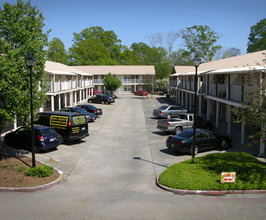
[88,94,115,104]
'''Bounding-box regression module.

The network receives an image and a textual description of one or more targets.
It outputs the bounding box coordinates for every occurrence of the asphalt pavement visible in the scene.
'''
[0,95,265,220]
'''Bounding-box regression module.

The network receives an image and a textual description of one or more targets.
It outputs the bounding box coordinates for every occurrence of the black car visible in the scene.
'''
[61,107,96,122]
[166,129,231,155]
[88,94,115,104]
[4,125,60,152]
[76,104,103,116]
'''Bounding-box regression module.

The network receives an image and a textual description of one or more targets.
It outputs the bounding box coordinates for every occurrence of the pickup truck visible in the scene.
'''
[157,113,213,135]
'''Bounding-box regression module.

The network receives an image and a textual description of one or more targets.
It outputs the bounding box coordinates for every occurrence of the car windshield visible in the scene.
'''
[41,128,56,136]
[178,114,189,120]
[76,108,87,113]
[176,130,194,139]
[158,106,168,110]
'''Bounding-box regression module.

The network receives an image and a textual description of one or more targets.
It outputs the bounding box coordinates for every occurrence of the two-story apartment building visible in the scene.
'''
[73,65,156,94]
[169,50,266,154]
[43,61,94,111]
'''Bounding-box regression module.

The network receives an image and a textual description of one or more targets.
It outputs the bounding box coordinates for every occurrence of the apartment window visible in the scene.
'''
[124,85,131,92]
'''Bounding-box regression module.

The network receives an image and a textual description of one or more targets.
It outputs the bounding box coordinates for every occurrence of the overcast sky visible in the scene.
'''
[2,0,266,55]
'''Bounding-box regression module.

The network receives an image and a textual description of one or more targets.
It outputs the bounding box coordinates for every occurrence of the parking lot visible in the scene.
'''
[1,95,265,220]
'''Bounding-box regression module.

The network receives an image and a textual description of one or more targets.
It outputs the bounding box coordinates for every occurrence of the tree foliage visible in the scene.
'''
[47,37,68,64]
[68,26,122,65]
[232,64,266,146]
[103,73,122,91]
[247,18,266,53]
[180,25,222,62]
[0,0,49,134]
[222,47,241,58]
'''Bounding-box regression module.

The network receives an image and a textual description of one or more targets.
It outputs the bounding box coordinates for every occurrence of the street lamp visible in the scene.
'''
[26,55,36,167]
[192,55,201,162]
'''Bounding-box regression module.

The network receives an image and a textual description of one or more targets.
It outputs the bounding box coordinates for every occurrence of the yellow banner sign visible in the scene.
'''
[221,172,236,183]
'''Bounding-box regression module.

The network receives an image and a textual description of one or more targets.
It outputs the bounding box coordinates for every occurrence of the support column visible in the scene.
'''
[227,105,231,136]
[241,123,245,145]
[207,99,211,120]
[198,95,202,117]
[74,91,77,106]
[58,94,61,110]
[216,101,219,128]
[51,95,55,111]
[64,93,67,107]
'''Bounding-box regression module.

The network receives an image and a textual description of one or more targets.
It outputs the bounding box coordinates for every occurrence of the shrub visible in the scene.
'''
[26,165,54,177]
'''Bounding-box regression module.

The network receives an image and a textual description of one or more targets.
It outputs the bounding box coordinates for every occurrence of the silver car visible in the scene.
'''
[153,105,188,119]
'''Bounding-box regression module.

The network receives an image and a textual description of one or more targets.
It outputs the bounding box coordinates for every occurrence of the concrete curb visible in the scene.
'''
[156,177,266,196]
[0,169,63,192]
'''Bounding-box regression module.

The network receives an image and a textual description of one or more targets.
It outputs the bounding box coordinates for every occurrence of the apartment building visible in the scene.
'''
[73,65,156,94]
[169,50,266,153]
[43,61,94,111]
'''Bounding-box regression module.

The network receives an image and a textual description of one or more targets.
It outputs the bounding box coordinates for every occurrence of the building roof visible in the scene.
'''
[73,65,156,75]
[45,61,93,76]
[172,50,266,76]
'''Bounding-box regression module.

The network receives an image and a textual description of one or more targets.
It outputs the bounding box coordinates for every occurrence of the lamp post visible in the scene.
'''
[26,56,36,167]
[192,55,201,162]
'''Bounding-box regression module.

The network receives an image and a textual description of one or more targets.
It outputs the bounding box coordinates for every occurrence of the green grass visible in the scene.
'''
[158,152,266,191]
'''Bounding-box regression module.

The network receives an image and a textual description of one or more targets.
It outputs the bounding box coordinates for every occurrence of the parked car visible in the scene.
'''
[101,90,117,99]
[166,128,231,155]
[76,104,103,116]
[88,94,115,104]
[157,113,213,134]
[93,90,101,95]
[153,105,188,119]
[134,90,148,96]
[4,125,60,152]
[61,107,96,122]
[34,111,89,144]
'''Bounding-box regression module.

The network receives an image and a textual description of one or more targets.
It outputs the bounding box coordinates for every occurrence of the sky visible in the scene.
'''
[1,0,266,55]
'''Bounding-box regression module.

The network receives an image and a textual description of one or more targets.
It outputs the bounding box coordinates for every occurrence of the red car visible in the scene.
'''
[134,90,148,96]
[93,90,101,95]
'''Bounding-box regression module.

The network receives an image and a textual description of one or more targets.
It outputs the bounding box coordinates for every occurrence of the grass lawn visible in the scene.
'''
[158,152,266,191]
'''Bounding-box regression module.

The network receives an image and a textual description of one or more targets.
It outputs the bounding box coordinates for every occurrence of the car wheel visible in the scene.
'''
[174,127,182,135]
[59,134,64,144]
[166,114,172,119]
[220,139,229,150]
[191,145,199,155]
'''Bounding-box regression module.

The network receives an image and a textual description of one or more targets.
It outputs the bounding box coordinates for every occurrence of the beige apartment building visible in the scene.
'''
[168,50,266,154]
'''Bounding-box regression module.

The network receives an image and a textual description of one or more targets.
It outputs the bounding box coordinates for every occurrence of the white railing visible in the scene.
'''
[230,85,241,102]
[209,83,216,96]
[218,84,227,98]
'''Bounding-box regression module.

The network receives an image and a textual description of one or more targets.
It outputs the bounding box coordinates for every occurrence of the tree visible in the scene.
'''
[247,18,266,53]
[0,0,49,138]
[170,49,193,66]
[47,37,68,64]
[103,73,122,91]
[232,62,266,148]
[68,26,122,65]
[222,47,241,58]
[165,31,179,62]
[180,25,222,62]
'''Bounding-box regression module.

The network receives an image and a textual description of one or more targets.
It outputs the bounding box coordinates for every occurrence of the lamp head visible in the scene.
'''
[26,56,35,68]
[193,55,201,67]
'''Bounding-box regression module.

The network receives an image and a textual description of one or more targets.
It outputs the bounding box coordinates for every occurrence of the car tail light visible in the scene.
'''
[108,99,110,101]
[94,110,97,113]
[173,140,182,144]
[68,120,71,127]
[38,136,45,142]
[167,123,171,126]
[159,111,163,115]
